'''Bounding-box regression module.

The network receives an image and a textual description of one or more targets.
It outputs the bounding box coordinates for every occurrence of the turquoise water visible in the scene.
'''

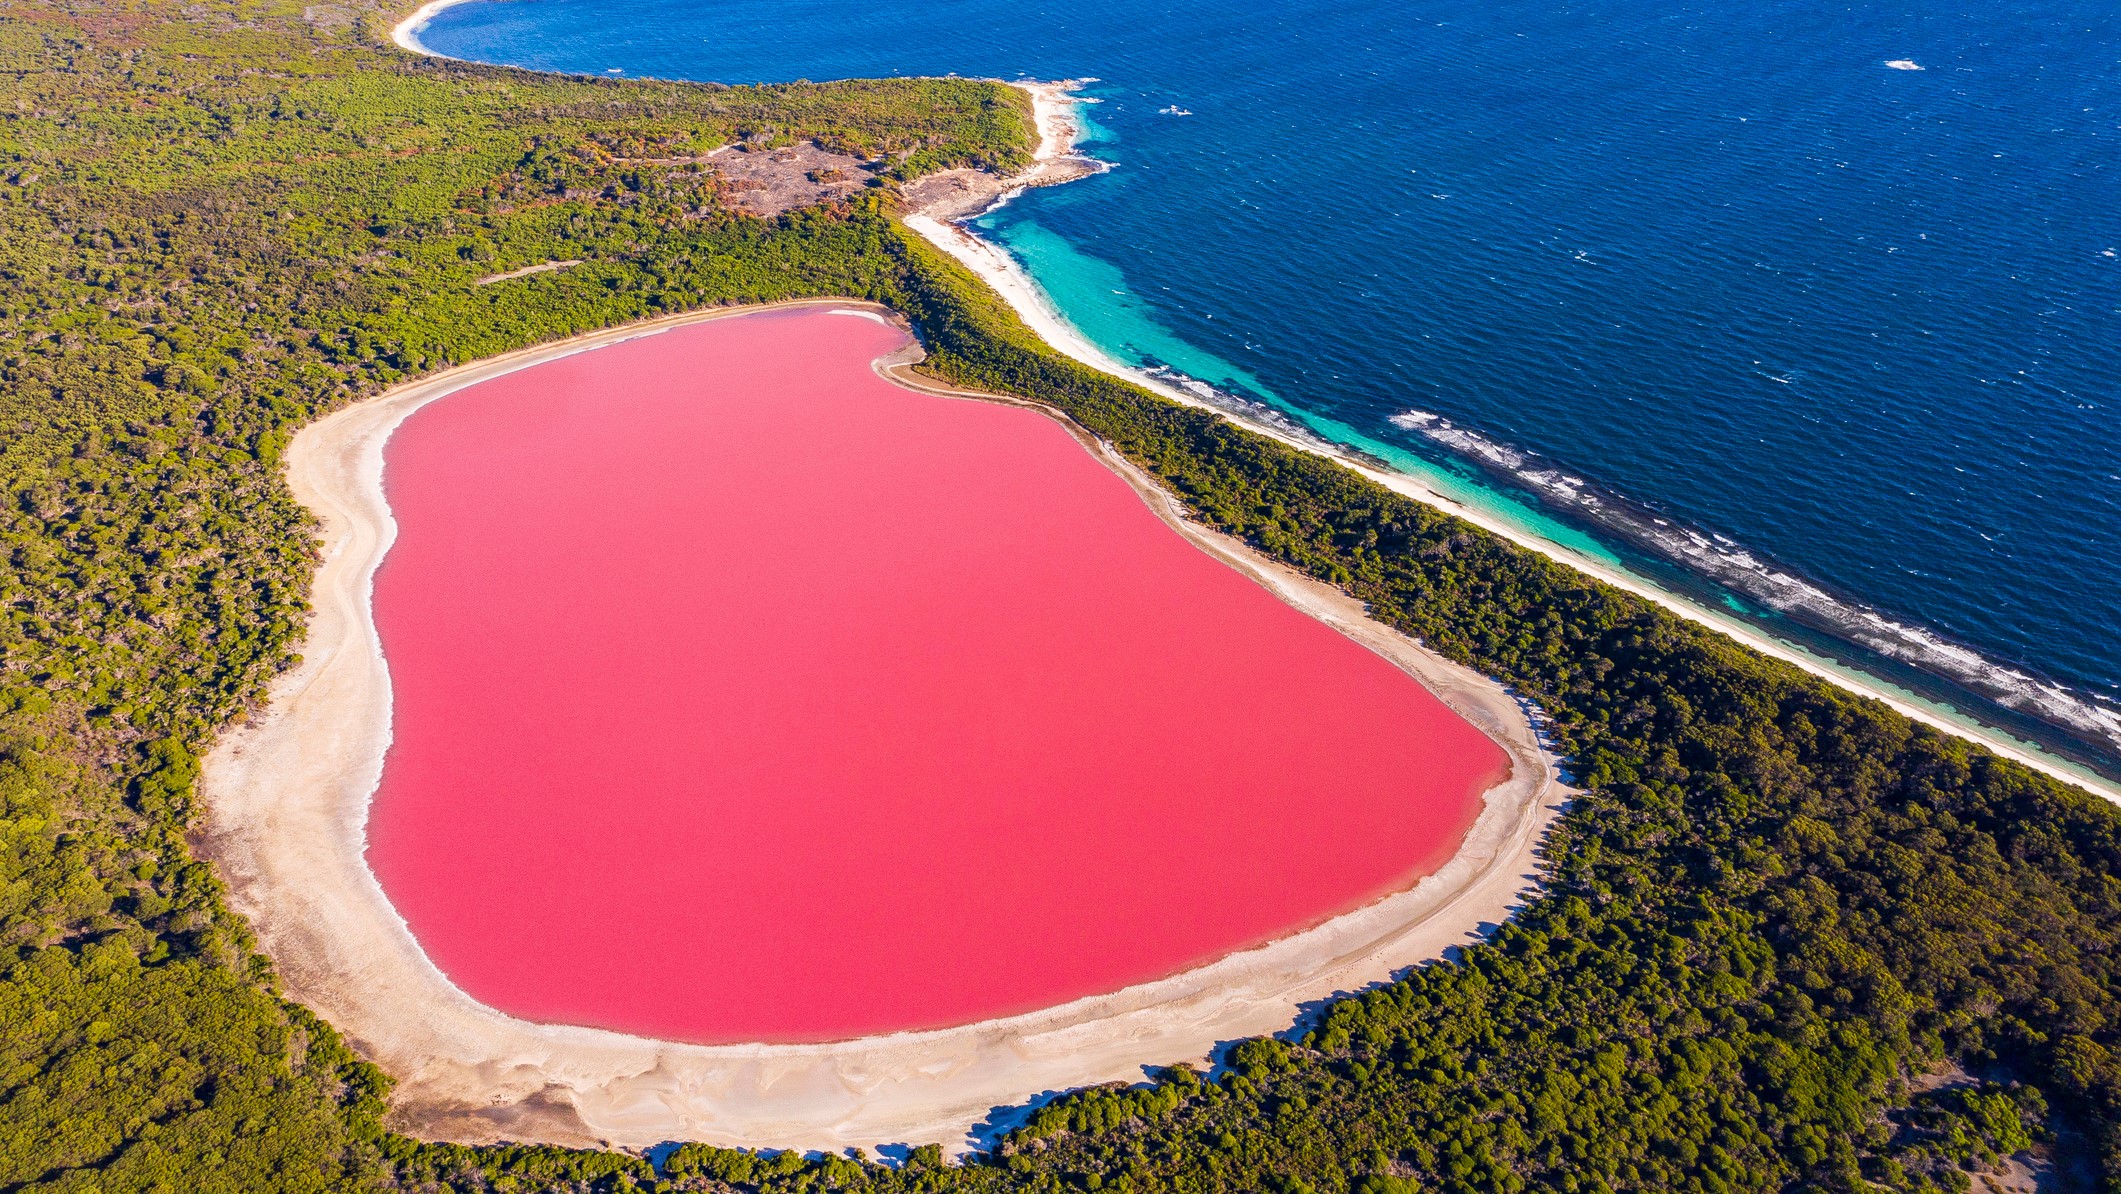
[973,198,1630,569]
[415,0,2121,779]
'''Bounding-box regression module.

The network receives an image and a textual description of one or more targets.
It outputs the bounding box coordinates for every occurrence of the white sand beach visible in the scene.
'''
[390,0,466,55]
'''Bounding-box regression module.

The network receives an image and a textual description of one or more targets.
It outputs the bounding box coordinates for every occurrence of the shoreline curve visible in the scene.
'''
[198,298,1565,1153]
[391,0,463,56]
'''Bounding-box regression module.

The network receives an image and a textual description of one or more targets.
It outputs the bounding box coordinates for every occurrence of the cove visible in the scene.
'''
[364,308,1507,1044]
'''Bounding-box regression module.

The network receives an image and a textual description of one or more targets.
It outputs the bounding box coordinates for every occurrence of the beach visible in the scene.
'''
[390,0,461,54]
[198,299,1564,1152]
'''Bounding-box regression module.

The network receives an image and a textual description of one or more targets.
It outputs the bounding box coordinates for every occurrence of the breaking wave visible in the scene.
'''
[1142,362,1343,450]
[1389,410,2121,759]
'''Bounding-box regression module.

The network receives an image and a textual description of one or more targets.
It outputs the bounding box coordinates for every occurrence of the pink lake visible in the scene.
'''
[365,308,1507,1043]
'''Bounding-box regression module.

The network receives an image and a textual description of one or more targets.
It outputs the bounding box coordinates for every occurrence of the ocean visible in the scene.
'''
[411,0,2121,784]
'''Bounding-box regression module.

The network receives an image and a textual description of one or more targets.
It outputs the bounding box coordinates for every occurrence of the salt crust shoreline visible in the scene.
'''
[903,87,2121,807]
[199,298,1565,1153]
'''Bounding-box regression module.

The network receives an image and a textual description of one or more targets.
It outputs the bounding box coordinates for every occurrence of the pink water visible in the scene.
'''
[365,308,1507,1043]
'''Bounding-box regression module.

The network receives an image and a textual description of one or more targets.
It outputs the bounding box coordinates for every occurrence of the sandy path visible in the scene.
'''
[475,260,581,285]
[898,81,1106,221]
[199,299,1564,1153]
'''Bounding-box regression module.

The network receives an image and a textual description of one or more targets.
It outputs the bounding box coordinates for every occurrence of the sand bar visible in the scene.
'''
[199,298,1564,1152]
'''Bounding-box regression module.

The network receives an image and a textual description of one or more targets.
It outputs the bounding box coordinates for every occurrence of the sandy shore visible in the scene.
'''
[900,81,1107,221]
[390,0,464,55]
[199,298,1565,1153]
[900,95,2120,808]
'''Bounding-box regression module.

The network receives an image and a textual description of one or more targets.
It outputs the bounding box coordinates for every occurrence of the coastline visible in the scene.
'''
[198,299,1565,1153]
[899,94,2121,808]
[390,0,462,55]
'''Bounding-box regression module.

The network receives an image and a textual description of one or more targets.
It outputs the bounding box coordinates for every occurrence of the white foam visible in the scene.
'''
[1382,410,2121,756]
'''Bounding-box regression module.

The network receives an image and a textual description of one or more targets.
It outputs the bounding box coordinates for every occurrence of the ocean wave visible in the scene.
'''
[1141,363,1339,449]
[1390,410,2121,757]
[1122,361,2121,760]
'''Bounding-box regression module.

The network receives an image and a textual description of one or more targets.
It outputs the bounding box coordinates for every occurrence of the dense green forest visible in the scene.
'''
[3,0,2118,1191]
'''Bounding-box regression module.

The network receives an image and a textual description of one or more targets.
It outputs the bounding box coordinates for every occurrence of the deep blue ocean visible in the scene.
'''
[416,0,2121,781]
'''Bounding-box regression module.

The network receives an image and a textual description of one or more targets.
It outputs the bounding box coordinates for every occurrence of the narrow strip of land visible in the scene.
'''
[197,299,1564,1153]
[903,86,2121,807]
